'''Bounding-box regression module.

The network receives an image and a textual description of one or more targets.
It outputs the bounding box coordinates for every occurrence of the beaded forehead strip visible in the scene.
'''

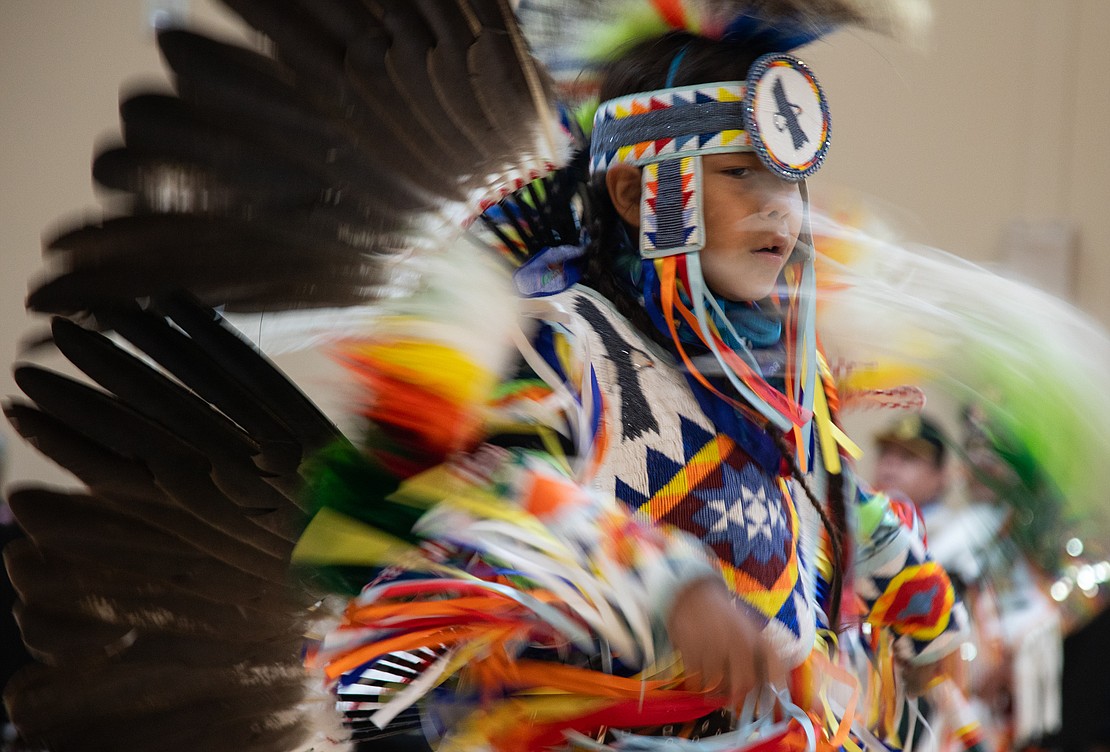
[589,53,831,258]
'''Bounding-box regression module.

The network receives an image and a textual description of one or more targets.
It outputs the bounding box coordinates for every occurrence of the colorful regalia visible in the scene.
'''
[26,1,1110,751]
[289,2,969,744]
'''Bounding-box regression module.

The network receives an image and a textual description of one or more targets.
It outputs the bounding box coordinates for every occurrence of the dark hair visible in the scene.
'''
[584,31,850,630]
[596,31,764,102]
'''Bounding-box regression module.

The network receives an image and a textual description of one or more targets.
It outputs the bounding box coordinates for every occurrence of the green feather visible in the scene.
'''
[301,439,425,541]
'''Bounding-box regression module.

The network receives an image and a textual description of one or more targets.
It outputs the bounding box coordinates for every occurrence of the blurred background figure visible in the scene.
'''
[874,414,950,515]
[871,410,1065,752]
[958,405,1063,752]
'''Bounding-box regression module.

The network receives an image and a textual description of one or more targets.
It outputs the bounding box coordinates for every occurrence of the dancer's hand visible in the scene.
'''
[667,578,783,705]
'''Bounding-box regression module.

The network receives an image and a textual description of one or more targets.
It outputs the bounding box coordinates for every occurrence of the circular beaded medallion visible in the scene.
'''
[743,53,831,181]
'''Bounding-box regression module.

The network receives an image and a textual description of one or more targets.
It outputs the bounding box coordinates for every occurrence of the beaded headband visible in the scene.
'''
[590,53,831,257]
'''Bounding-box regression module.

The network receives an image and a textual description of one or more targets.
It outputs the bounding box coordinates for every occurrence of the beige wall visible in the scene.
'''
[1,1,1108,486]
[0,0,308,490]
[808,1,1109,291]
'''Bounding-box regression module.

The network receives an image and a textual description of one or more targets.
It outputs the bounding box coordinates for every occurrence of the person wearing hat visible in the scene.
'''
[875,414,1042,751]
[874,414,950,519]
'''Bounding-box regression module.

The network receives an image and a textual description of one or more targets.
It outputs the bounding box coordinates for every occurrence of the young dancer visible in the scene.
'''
[5,2,969,750]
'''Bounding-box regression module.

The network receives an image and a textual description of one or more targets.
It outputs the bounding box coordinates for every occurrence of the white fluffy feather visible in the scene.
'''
[812,210,1110,556]
[226,238,525,381]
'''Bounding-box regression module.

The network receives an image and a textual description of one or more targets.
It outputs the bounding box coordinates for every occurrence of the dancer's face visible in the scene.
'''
[696,153,802,302]
[606,153,802,303]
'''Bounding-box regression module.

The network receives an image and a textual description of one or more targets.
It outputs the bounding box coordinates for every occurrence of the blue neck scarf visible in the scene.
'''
[617,247,784,373]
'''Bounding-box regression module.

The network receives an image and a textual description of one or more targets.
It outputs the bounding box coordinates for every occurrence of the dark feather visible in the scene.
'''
[157,29,449,211]
[4,402,160,503]
[156,293,343,453]
[411,0,499,157]
[5,539,304,641]
[30,0,564,315]
[7,351,366,750]
[216,0,463,191]
[13,600,306,668]
[159,293,341,450]
[14,366,297,558]
[49,317,269,466]
[7,1,574,748]
[6,488,298,599]
[6,662,313,752]
[31,213,398,314]
[91,306,300,447]
[48,317,306,539]
[94,102,328,213]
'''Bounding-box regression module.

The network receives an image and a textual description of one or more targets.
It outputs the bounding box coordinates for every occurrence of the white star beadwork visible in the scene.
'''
[743,479,787,543]
[701,498,746,536]
[692,462,790,566]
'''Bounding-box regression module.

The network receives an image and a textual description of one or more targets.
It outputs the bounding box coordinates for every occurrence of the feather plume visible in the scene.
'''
[30,0,570,316]
[5,292,357,749]
[518,0,931,102]
[813,212,1110,561]
[691,0,932,40]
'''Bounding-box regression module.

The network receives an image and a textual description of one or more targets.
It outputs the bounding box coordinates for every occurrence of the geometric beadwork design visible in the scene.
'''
[591,128,751,173]
[595,83,745,121]
[590,82,752,173]
[867,561,955,642]
[855,503,968,663]
[692,461,789,582]
[563,287,962,670]
[613,415,805,637]
[640,157,703,257]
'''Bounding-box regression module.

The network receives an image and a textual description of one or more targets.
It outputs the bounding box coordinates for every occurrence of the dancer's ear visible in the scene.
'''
[605,164,642,228]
